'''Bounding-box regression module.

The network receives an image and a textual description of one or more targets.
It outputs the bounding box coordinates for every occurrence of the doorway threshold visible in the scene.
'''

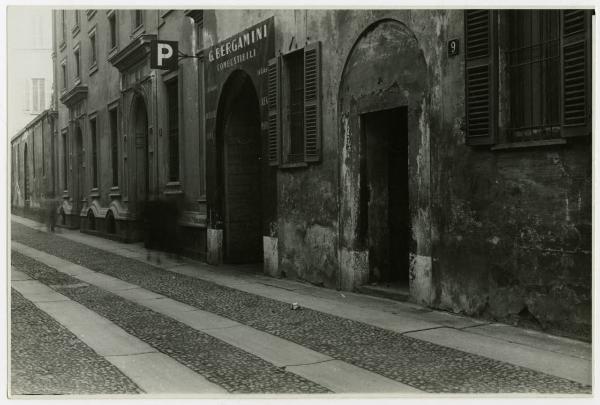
[356,281,410,302]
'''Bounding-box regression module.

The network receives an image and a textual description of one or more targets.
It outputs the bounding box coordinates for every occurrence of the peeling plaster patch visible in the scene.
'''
[263,236,279,277]
[340,248,368,291]
[410,254,432,305]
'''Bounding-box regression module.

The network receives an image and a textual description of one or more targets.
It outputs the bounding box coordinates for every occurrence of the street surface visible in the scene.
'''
[10,215,592,395]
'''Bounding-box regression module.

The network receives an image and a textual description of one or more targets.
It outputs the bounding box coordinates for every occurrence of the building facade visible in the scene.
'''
[7,7,54,137]
[13,9,591,340]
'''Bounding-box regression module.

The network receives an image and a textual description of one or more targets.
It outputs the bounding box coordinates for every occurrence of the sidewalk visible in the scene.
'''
[10,214,592,390]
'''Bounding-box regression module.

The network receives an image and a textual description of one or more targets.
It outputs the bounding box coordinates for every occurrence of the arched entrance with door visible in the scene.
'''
[131,94,150,205]
[216,70,263,264]
[338,19,432,302]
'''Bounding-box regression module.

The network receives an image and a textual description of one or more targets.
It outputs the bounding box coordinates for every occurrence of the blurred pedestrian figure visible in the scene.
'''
[44,197,59,233]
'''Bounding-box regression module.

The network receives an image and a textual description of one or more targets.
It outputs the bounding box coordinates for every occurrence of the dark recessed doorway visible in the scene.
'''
[360,107,410,285]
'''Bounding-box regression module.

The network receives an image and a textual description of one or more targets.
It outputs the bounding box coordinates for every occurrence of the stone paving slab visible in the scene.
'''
[11,280,70,303]
[405,327,591,386]
[105,352,227,394]
[13,245,412,393]
[10,226,592,394]
[286,360,421,393]
[11,269,31,281]
[465,323,592,360]
[11,251,330,394]
[36,300,157,357]
[10,289,140,395]
[207,324,332,367]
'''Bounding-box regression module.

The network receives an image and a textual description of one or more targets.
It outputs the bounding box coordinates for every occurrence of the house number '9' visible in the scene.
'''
[448,39,459,57]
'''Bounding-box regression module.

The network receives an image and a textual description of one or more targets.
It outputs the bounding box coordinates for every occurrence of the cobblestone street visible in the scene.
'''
[10,216,592,396]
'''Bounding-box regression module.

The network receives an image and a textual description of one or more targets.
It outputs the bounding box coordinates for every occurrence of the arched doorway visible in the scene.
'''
[23,143,29,202]
[338,20,430,298]
[132,95,149,204]
[74,126,85,204]
[216,70,263,263]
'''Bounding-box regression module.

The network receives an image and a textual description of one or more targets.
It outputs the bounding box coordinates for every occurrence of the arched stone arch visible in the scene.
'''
[214,69,265,264]
[337,19,433,304]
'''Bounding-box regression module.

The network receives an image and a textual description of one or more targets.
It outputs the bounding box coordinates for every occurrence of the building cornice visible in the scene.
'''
[59,84,88,107]
[108,33,156,72]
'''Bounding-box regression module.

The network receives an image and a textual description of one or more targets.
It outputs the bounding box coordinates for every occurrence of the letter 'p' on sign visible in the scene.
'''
[150,40,178,70]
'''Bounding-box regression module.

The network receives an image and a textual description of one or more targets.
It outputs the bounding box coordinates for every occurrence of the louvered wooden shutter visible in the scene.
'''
[267,57,280,166]
[561,10,591,138]
[304,42,322,162]
[464,10,497,146]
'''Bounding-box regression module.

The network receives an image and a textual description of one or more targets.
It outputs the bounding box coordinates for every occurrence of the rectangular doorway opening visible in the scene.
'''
[358,106,410,295]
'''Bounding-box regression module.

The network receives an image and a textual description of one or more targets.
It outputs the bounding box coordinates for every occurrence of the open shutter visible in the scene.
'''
[304,41,322,162]
[267,57,280,166]
[464,10,497,146]
[561,10,591,138]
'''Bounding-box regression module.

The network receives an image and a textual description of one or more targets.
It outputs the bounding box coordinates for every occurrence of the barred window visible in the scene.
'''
[507,10,560,141]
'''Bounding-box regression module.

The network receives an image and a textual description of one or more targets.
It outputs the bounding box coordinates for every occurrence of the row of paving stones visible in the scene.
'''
[12,222,591,393]
[11,289,141,395]
[11,251,330,394]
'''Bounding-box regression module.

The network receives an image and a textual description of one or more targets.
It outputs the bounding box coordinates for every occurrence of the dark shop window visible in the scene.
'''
[287,50,305,163]
[166,78,179,182]
[110,108,119,187]
[90,118,98,188]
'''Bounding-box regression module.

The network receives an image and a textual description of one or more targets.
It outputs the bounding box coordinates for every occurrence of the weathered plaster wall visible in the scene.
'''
[430,12,592,340]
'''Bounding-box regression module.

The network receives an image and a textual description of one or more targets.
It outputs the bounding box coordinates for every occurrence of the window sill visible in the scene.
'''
[89,63,98,76]
[72,25,80,37]
[164,181,183,195]
[131,25,145,38]
[108,45,118,59]
[87,10,97,20]
[279,161,308,170]
[59,42,66,52]
[90,188,100,198]
[74,77,81,86]
[491,138,567,151]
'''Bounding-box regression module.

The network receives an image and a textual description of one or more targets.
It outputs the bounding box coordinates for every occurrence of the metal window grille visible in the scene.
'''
[288,51,304,162]
[506,10,561,141]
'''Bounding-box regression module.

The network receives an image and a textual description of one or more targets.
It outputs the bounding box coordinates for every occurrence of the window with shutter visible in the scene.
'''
[267,57,280,166]
[465,10,497,146]
[561,10,591,137]
[304,41,322,162]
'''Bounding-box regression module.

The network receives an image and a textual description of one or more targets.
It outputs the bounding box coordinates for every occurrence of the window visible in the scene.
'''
[267,42,322,166]
[133,10,143,30]
[31,78,45,112]
[109,107,119,186]
[108,11,117,50]
[166,78,179,181]
[90,118,98,188]
[62,130,68,190]
[464,10,592,146]
[61,10,66,43]
[61,60,67,89]
[74,47,81,80]
[74,10,80,27]
[286,50,305,162]
[89,29,97,66]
